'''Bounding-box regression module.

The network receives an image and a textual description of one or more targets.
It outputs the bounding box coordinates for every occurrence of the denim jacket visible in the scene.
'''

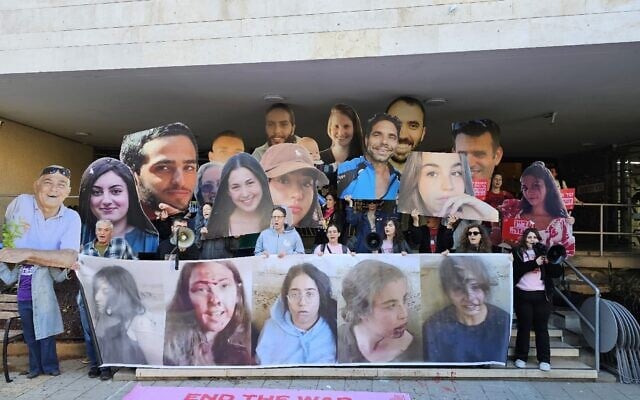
[0,263,68,340]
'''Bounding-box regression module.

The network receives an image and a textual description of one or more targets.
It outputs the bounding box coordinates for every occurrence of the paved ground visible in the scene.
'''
[2,359,640,400]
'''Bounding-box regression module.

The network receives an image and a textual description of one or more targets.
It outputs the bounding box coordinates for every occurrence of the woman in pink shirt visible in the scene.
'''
[511,228,563,372]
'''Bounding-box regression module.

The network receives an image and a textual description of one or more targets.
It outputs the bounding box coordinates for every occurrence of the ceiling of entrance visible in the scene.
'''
[0,42,638,158]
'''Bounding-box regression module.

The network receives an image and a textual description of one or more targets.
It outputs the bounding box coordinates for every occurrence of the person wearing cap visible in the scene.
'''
[337,113,401,200]
[0,165,80,379]
[255,206,305,257]
[343,195,393,254]
[252,103,301,162]
[260,143,329,228]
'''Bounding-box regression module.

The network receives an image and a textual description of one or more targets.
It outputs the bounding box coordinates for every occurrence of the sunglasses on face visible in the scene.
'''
[467,231,481,236]
[40,166,71,179]
[451,119,495,133]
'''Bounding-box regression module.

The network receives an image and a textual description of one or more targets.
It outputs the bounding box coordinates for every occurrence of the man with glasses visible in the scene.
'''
[254,206,304,257]
[451,118,503,181]
[0,165,80,379]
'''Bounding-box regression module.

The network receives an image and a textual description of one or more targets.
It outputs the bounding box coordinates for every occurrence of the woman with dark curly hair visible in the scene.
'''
[79,157,158,254]
[163,261,252,366]
[256,263,337,364]
[454,224,493,253]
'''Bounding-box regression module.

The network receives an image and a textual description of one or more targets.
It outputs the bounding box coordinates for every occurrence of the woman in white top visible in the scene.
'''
[314,223,352,255]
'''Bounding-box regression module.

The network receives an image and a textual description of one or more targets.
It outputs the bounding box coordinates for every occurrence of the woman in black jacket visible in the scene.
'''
[380,218,412,254]
[511,228,563,372]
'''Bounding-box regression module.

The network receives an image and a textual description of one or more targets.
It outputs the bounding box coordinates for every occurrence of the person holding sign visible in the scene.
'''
[338,260,421,363]
[256,263,337,364]
[398,152,498,222]
[423,256,510,363]
[164,261,252,365]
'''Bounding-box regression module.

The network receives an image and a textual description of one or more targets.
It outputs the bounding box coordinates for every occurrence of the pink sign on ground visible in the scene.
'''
[124,385,411,400]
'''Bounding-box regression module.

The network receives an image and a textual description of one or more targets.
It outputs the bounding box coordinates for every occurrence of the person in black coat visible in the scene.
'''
[511,227,563,372]
[406,210,454,253]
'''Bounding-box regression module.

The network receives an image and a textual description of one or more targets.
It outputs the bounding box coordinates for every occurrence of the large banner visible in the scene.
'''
[76,253,513,368]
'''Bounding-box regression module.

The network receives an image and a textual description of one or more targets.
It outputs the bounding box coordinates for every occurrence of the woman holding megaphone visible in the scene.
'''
[511,228,563,372]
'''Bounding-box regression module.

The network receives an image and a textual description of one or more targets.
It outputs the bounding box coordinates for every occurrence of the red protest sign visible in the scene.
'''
[561,188,576,210]
[473,179,489,200]
[502,218,533,243]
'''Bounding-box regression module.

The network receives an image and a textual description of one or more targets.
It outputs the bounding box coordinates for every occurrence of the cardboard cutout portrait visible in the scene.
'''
[119,122,198,218]
[206,153,273,238]
[398,152,499,222]
[195,162,223,206]
[78,157,159,255]
[500,161,576,255]
[261,143,329,228]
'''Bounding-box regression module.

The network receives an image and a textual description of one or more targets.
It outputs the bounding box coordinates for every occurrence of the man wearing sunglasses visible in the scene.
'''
[451,118,503,181]
[0,165,80,379]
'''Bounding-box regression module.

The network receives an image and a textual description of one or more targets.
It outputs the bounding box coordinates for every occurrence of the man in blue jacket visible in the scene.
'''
[337,113,401,201]
[255,206,305,257]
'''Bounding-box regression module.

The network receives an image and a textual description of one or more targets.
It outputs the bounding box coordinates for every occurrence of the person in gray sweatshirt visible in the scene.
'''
[255,206,305,257]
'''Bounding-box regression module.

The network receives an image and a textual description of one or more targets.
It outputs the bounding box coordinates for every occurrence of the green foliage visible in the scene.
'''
[1,220,24,249]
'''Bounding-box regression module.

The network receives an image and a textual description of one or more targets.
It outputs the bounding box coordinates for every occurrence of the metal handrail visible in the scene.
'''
[571,202,639,257]
[553,258,601,371]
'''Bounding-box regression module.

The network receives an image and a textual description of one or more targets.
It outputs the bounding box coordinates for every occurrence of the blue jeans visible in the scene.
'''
[76,292,98,368]
[18,301,60,374]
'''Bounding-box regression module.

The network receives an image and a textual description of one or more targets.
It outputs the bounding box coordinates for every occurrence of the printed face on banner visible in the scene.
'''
[397,152,498,222]
[188,263,238,334]
[387,100,426,164]
[337,256,422,363]
[265,108,295,146]
[163,260,252,366]
[209,135,245,164]
[77,253,513,367]
[79,157,159,253]
[421,254,512,364]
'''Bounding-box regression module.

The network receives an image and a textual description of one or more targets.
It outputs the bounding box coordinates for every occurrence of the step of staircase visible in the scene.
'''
[508,338,579,357]
[511,328,563,339]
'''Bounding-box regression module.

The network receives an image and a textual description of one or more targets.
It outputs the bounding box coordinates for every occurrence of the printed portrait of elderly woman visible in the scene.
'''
[398,152,498,222]
[261,143,329,228]
[163,261,252,366]
[338,259,421,363]
[92,265,158,365]
[256,263,337,365]
[422,256,510,363]
[79,157,159,255]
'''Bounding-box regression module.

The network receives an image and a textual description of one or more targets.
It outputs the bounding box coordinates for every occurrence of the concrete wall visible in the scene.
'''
[0,118,93,220]
[1,0,639,74]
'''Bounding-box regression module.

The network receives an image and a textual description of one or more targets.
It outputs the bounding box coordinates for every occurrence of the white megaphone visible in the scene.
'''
[171,227,195,250]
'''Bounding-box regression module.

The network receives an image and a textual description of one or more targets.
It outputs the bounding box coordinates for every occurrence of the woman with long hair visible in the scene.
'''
[206,153,273,238]
[502,161,575,255]
[455,224,493,253]
[92,266,156,365]
[79,157,158,254]
[511,228,563,371]
[380,218,411,255]
[256,263,337,364]
[164,261,252,365]
[320,104,364,164]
